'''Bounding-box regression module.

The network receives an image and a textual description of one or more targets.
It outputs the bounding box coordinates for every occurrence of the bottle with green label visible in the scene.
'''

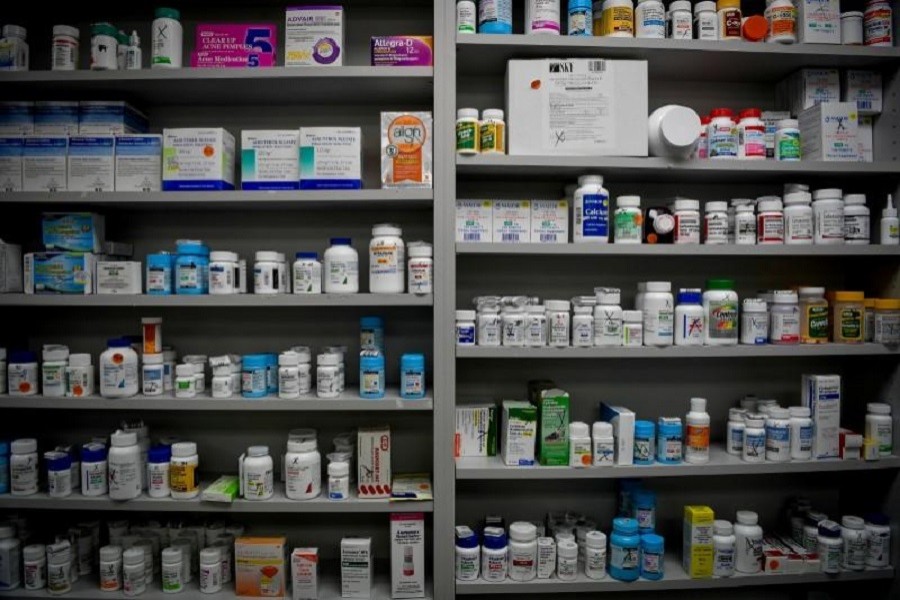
[799,287,829,344]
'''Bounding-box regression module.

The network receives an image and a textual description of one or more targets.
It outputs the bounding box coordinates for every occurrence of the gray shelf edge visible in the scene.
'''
[0,190,434,205]
[0,294,434,308]
[455,343,899,359]
[456,243,900,256]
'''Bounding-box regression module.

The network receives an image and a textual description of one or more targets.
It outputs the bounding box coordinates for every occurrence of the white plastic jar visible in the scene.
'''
[572,306,594,347]
[174,364,195,398]
[23,543,46,590]
[370,224,405,294]
[734,202,756,245]
[90,23,117,70]
[41,345,69,397]
[328,460,350,500]
[614,196,643,244]
[757,199,785,244]
[674,199,701,244]
[242,446,274,501]
[151,8,183,68]
[594,288,623,346]
[478,306,502,347]
[253,251,280,295]
[734,511,763,574]
[293,253,322,294]
[864,0,893,46]
[770,290,800,344]
[865,402,892,457]
[623,310,643,346]
[737,109,766,159]
[408,242,433,295]
[525,306,548,347]
[694,1,718,39]
[726,408,746,454]
[169,441,199,500]
[208,251,237,295]
[557,540,578,581]
[643,282,674,346]
[789,406,813,461]
[122,547,145,597]
[842,516,868,570]
[100,338,139,398]
[635,0,666,38]
[668,1,693,38]
[324,238,359,294]
[583,530,607,579]
[843,194,870,244]
[704,201,728,244]
[161,547,183,594]
[316,353,341,398]
[285,439,321,500]
[108,431,141,501]
[865,514,891,568]
[456,310,477,346]
[502,307,527,347]
[51,25,79,71]
[142,353,164,396]
[574,175,610,243]
[842,11,864,44]
[65,353,94,397]
[675,289,704,346]
[766,0,797,43]
[765,407,791,462]
[784,191,813,244]
[508,522,538,582]
[743,415,766,463]
[598,0,635,36]
[546,300,571,347]
[713,520,736,577]
[812,189,845,245]
[278,352,301,399]
[10,438,39,495]
[775,119,801,161]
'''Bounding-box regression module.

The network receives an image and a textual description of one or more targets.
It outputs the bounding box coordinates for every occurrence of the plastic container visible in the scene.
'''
[775,119,801,161]
[633,489,657,532]
[597,0,635,36]
[713,520,736,577]
[10,438,38,495]
[456,108,480,155]
[508,522,537,582]
[640,534,664,580]
[865,402,893,457]
[323,238,359,294]
[359,351,386,399]
[108,431,141,501]
[758,199,785,244]
[874,298,900,344]
[657,417,683,464]
[0,527,22,590]
[864,0,893,46]
[812,189,845,245]
[556,540,578,580]
[574,175,610,243]
[704,201,728,244]
[614,196,643,243]
[609,518,640,582]
[327,460,350,500]
[242,446,274,501]
[407,243,434,295]
[648,105,701,159]
[784,191,813,244]
[707,108,738,159]
[175,241,210,295]
[842,515,868,570]
[643,282,674,346]
[737,109,766,159]
[99,339,139,398]
[293,252,322,294]
[734,511,763,573]
[169,441,199,500]
[741,298,768,345]
[799,287,829,343]
[568,0,594,34]
[818,520,843,573]
[241,354,268,398]
[765,407,791,462]
[199,548,222,593]
[769,290,800,344]
[717,0,742,39]
[458,0,478,33]
[572,306,594,347]
[400,353,426,400]
[526,0,562,34]
[703,279,738,345]
[478,0,513,34]
[841,11,864,44]
[147,445,171,498]
[455,527,480,581]
[151,8,183,68]
[584,531,607,579]
[147,253,175,295]
[766,0,797,43]
[90,23,118,70]
[675,289,704,346]
[41,345,68,397]
[285,439,321,500]
[594,287,623,347]
[833,291,865,343]
[635,0,666,38]
[843,194,870,244]
[370,224,405,294]
[673,199,701,244]
[742,15,769,41]
[45,451,72,498]
[694,1,719,39]
[685,397,711,464]
[668,1,693,38]
[865,513,891,568]
[633,420,655,465]
[481,528,509,581]
[789,406,813,460]
[79,442,107,497]
[8,350,38,396]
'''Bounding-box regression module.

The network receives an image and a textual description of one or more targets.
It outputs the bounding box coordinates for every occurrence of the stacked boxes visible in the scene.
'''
[25,213,105,295]
[456,199,569,243]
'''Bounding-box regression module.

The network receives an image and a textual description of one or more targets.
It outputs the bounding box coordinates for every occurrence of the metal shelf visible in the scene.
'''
[0,389,433,412]
[456,35,900,81]
[455,448,900,480]
[0,190,434,211]
[456,343,899,359]
[457,243,900,257]
[0,294,433,308]
[0,66,434,106]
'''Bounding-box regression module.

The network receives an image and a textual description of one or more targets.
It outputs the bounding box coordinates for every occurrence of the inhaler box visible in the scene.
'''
[235,537,287,599]
[802,374,842,459]
[857,116,874,163]
[537,389,570,466]
[0,241,23,293]
[290,548,318,600]
[78,101,148,135]
[531,200,569,244]
[600,403,635,466]
[299,127,362,189]
[777,69,840,116]
[506,59,649,156]
[799,102,859,162]
[42,213,105,253]
[285,6,344,66]
[115,135,163,191]
[842,70,883,115]
[797,0,840,44]
[761,111,791,158]
[34,101,79,135]
[23,136,68,192]
[390,513,425,599]
[241,130,300,190]
[67,136,115,192]
[370,36,434,67]
[96,261,142,295]
[0,101,34,135]
[163,128,236,191]
[0,137,23,191]
[456,200,493,242]
[455,404,498,457]
[341,538,373,599]
[193,24,278,68]
[501,400,537,467]
[493,200,531,243]
[24,252,96,295]
[683,505,715,579]
[357,425,391,498]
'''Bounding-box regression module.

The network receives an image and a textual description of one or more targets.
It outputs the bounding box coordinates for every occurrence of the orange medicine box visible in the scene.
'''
[380,112,432,189]
[235,537,287,599]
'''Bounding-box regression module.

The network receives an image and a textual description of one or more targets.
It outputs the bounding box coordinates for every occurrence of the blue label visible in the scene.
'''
[766,425,790,441]
[243,181,301,191]
[163,180,235,191]
[457,325,475,345]
[582,193,609,237]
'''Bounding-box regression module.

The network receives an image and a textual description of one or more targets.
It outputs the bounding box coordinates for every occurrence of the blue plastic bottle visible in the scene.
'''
[0,441,8,494]
[609,517,641,581]
[242,354,269,398]
[633,489,656,533]
[175,241,210,295]
[634,420,655,465]
[657,417,683,464]
[400,353,426,399]
[265,354,278,394]
[360,351,385,399]
[640,533,665,580]
[568,0,593,35]
[478,0,513,34]
[360,316,385,353]
[146,252,175,295]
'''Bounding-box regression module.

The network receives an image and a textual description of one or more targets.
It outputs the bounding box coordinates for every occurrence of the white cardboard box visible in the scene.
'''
[0,240,23,293]
[455,404,498,457]
[67,136,115,192]
[96,261,142,295]
[799,102,859,162]
[23,136,67,192]
[507,59,649,156]
[34,101,79,135]
[493,200,531,243]
[777,69,840,116]
[241,130,300,190]
[797,0,840,44]
[531,200,569,243]
[0,137,23,191]
[115,135,163,192]
[162,127,236,191]
[285,6,344,67]
[299,127,362,189]
[340,538,373,599]
[802,374,841,459]
[842,70,882,115]
[390,513,425,598]
[600,403,635,466]
[357,426,391,498]
[290,548,318,600]
[456,200,493,242]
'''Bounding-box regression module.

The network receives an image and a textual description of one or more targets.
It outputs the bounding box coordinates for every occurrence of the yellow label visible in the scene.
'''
[480,122,505,154]
[602,6,634,35]
[169,463,196,493]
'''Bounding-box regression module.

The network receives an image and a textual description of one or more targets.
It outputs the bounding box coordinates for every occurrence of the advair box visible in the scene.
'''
[506,59,648,157]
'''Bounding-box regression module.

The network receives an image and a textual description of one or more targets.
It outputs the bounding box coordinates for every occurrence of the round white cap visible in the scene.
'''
[162,547,182,563]
[110,431,137,447]
[123,547,144,566]
[53,25,80,38]
[247,445,269,457]
[457,108,479,119]
[713,520,733,536]
[695,1,716,13]
[596,288,621,305]
[482,109,504,121]
[769,407,790,419]
[592,421,613,437]
[578,175,604,186]
[456,310,476,321]
[867,402,891,415]
[328,461,349,476]
[255,251,280,262]
[509,522,537,542]
[585,530,606,547]
[287,439,317,453]
[408,243,433,258]
[622,310,643,322]
[171,442,197,457]
[175,364,193,376]
[143,353,163,365]
[758,199,783,212]
[200,547,221,564]
[706,201,727,212]
[569,422,589,437]
[68,353,92,367]
[12,438,38,454]
[843,194,866,205]
[789,406,810,418]
[674,199,700,211]
[279,352,300,367]
[42,345,70,362]
[812,188,842,201]
[546,300,570,311]
[210,251,238,263]
[736,510,758,525]
[646,281,672,293]
[842,515,865,529]
[616,195,641,208]
[659,106,701,150]
[690,397,707,412]
[773,290,798,304]
[372,223,402,237]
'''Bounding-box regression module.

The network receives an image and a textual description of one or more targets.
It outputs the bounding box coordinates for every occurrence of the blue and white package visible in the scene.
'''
[0,101,34,135]
[0,137,23,191]
[78,101,149,135]
[42,213,106,253]
[241,130,299,190]
[23,136,68,192]
[115,135,163,192]
[68,136,115,192]
[24,252,96,295]
[299,127,362,189]
[34,101,79,135]
[163,128,236,191]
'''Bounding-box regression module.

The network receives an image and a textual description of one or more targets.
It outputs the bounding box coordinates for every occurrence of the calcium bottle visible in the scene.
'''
[370,224,405,294]
[574,175,610,243]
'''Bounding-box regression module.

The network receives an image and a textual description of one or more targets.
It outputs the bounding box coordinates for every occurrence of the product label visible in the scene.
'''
[101,360,137,392]
[661,434,683,461]
[634,437,653,463]
[687,424,710,456]
[722,8,742,37]
[455,554,478,580]
[768,6,797,37]
[822,543,842,571]
[361,367,382,394]
[844,215,870,241]
[816,208,845,241]
[772,311,800,343]
[776,131,801,160]
[371,241,403,281]
[610,545,639,571]
[602,6,634,35]
[704,214,728,243]
[614,208,643,242]
[108,460,139,495]
[578,193,610,239]
[8,365,36,395]
[708,299,738,339]
[645,308,674,339]
[636,507,655,530]
[714,547,734,575]
[864,8,892,45]
[573,320,593,346]
[696,13,718,39]
[456,121,478,153]
[479,315,501,346]
[638,4,666,37]
[735,214,756,243]
[766,424,790,459]
[739,125,766,158]
[758,214,784,243]
[642,550,662,574]
[245,468,273,498]
[675,213,701,243]
[478,0,512,27]
[568,10,590,35]
[480,121,505,153]
[799,425,813,452]
[729,425,744,452]
[868,530,890,565]
[839,307,863,340]
[327,258,359,287]
[786,213,813,242]
[169,463,197,493]
[669,13,693,38]
[708,124,738,158]
[744,431,765,460]
[147,266,170,292]
[586,547,606,576]
[805,305,829,340]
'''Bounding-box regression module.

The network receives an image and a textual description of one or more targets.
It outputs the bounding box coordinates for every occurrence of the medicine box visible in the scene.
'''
[285,6,344,67]
[842,70,882,115]
[115,135,163,192]
[493,200,531,243]
[340,538,373,599]
[370,36,434,67]
[506,59,649,156]
[802,374,842,459]
[761,111,791,159]
[683,505,715,579]
[34,101,79,135]
[390,513,425,598]
[381,111,433,189]
[531,200,569,243]
[23,136,68,192]
[599,403,635,466]
[455,404,498,457]
[537,388,570,466]
[357,425,391,498]
[78,101,148,135]
[0,137,23,191]
[857,116,873,163]
[24,252,96,295]
[797,0,840,44]
[0,101,34,135]
[776,69,840,116]
[163,128,236,191]
[241,130,300,191]
[456,200,493,243]
[501,400,537,467]
[290,548,318,600]
[799,102,859,162]
[299,127,362,190]
[235,537,287,599]
[42,213,105,253]
[0,241,23,293]
[193,24,278,69]
[67,136,115,192]
[96,261,142,295]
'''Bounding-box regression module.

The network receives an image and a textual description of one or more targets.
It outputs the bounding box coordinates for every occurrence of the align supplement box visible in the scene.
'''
[0,240,23,293]
[381,112,433,189]
[797,0,840,44]
[0,101,34,135]
[115,135,163,192]
[192,24,278,68]
[299,127,362,189]
[599,403,636,466]
[799,102,859,162]
[290,548,318,600]
[24,252,96,295]
[531,200,569,244]
[370,36,434,67]
[390,513,425,598]
[285,6,343,66]
[0,137,23,191]
[493,200,531,243]
[96,261,142,295]
[501,400,537,467]
[67,136,115,192]
[456,200,493,243]
[683,505,715,579]
[78,101,148,135]
[241,130,300,191]
[776,69,840,116]
[455,404,498,457]
[506,59,649,156]
[235,537,287,599]
[842,70,883,115]
[358,425,391,498]
[42,213,105,253]
[802,374,842,459]
[163,128,236,191]
[341,538,373,599]
[34,101,79,135]
[537,388,570,466]
[23,136,67,192]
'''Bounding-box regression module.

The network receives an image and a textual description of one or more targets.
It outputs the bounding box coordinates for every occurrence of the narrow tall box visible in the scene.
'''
[67,136,115,192]
[857,116,874,163]
[357,426,391,498]
[599,403,635,466]
[537,388,569,466]
[390,513,425,598]
[493,200,531,243]
[456,200,493,242]
[501,400,537,466]
[0,241,23,293]
[799,102,859,162]
[285,6,344,67]
[235,537,287,599]
[802,374,842,459]
[0,137,23,191]
[797,0,840,44]
[683,505,715,579]
[299,127,362,189]
[241,130,300,191]
[455,404,498,457]
[290,548,318,600]
[23,136,67,192]
[115,135,163,192]
[341,538,373,599]
[163,128,236,191]
[531,200,569,243]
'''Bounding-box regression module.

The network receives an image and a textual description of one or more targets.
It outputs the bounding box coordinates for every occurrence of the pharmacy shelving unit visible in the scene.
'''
[0,1,448,599]
[435,2,900,599]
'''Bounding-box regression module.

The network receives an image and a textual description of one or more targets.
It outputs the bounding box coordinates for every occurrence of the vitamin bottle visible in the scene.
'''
[609,518,640,582]
[707,108,738,159]
[766,0,797,42]
[527,0,562,34]
[865,403,892,457]
[743,415,766,462]
[694,1,718,39]
[734,511,763,573]
[80,443,108,496]
[456,108,480,155]
[842,516,868,570]
[568,0,593,34]
[675,289,704,346]
[812,188,845,245]
[142,353,164,396]
[323,238,359,294]
[789,406,813,460]
[640,534,664,580]
[556,540,577,581]
[668,1,693,38]
[726,408,746,455]
[864,0,893,46]
[161,547,183,594]
[174,364,196,398]
[569,421,592,467]
[635,0,666,38]
[23,543,46,590]
[775,119,801,161]
[833,291,865,343]
[598,0,635,36]
[804,511,828,551]
[769,290,800,344]
[703,279,738,345]
[737,109,766,159]
[865,513,891,568]
[11,438,38,495]
[479,109,506,154]
[757,199,785,244]
[843,194,870,244]
[673,199,701,244]
[685,397,711,464]
[508,522,537,581]
[574,175,610,243]
[717,0,742,39]
[703,201,728,244]
[818,520,843,573]
[784,191,813,244]
[169,441,199,500]
[458,0,477,33]
[881,194,899,244]
[108,431,141,501]
[455,527,480,581]
[593,421,615,465]
[242,446,274,501]
[151,8,182,68]
[799,287,828,344]
[622,310,644,346]
[713,520,736,577]
[614,196,643,243]
[594,288,624,346]
[481,528,509,581]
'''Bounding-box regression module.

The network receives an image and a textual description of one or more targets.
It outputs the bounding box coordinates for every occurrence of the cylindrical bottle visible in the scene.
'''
[633,420,656,465]
[146,445,171,498]
[0,525,20,590]
[812,189,845,245]
[713,520,736,577]
[555,539,577,581]
[597,0,635,36]
[594,288,623,347]
[816,520,843,573]
[10,438,39,495]
[842,10,864,44]
[51,25,80,71]
[407,243,433,295]
[584,530,607,579]
[170,441,199,500]
[864,0,893,46]
[765,407,791,462]
[694,1,719,39]
[572,306,594,347]
[481,528,509,581]
[643,282,674,346]
[285,439,321,500]
[640,533,664,580]
[160,547,183,594]
[199,548,222,593]
[685,397,710,464]
[41,345,68,397]
[242,446,274,501]
[789,406,813,461]
[370,223,406,294]
[574,175,610,243]
[593,421,615,465]
[614,196,643,244]
[741,298,768,345]
[843,194,871,244]
[456,108,480,155]
[757,199,785,244]
[674,199,701,244]
[865,402,893,457]
[668,1,693,38]
[734,511,763,574]
[292,252,322,294]
[23,543,46,590]
[770,290,800,344]
[703,201,728,244]
[842,515,868,570]
[766,0,797,42]
[609,518,640,582]
[79,442,107,496]
[458,0,478,33]
[743,415,766,462]
[717,0,742,39]
[833,291,865,344]
[737,109,766,160]
[675,289,704,346]
[546,300,571,347]
[707,108,738,159]
[152,8,182,68]
[46,541,72,595]
[508,522,538,582]
[327,460,350,500]
[323,238,359,294]
[726,408,746,455]
[122,547,146,597]
[880,195,899,244]
[455,526,480,581]
[622,310,644,346]
[635,0,666,38]
[108,431,141,500]
[526,0,562,34]
[782,191,813,245]
[775,119,801,161]
[633,489,657,533]
[703,279,738,345]
[865,513,891,568]
[100,338,139,398]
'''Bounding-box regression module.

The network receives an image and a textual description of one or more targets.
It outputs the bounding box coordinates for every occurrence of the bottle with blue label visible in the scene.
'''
[360,350,385,399]
[574,174,610,243]
[241,354,268,398]
[478,0,513,33]
[174,240,210,295]
[657,417,683,464]
[568,0,593,35]
[633,420,655,465]
[640,533,664,580]
[609,517,641,581]
[633,489,656,533]
[400,353,426,400]
[360,316,385,354]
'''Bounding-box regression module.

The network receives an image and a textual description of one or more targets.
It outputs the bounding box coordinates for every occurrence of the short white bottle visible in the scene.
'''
[843,194,870,244]
[880,194,899,244]
[169,442,199,500]
[242,446,274,501]
[584,530,607,579]
[285,439,321,500]
[122,548,146,597]
[323,238,359,294]
[594,288,623,346]
[592,421,615,466]
[742,415,766,463]
[865,402,892,457]
[108,431,141,501]
[642,282,674,346]
[713,520,736,577]
[41,345,69,397]
[569,422,592,467]
[726,408,746,455]
[734,511,763,574]
[789,406,813,461]
[508,522,537,582]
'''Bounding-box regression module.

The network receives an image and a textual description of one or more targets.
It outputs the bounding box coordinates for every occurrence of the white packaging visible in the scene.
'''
[599,403,635,466]
[162,128,236,191]
[115,135,162,192]
[23,136,67,192]
[34,101,79,135]
[0,241,23,293]
[857,116,873,163]
[0,137,23,191]
[285,6,344,67]
[777,69,840,115]
[493,200,531,243]
[761,111,791,159]
[531,200,569,244]
[241,130,300,190]
[842,70,882,115]
[290,548,318,600]
[455,405,497,457]
[802,374,842,459]
[97,262,143,295]
[340,538,373,599]
[507,59,649,156]
[0,101,34,135]
[502,400,537,467]
[78,101,148,135]
[390,513,425,599]
[456,200,493,242]
[357,426,391,498]
[67,136,115,192]
[797,0,840,43]
[799,102,859,162]
[299,127,362,189]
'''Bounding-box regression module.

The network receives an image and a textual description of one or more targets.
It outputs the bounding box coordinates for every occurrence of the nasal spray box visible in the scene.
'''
[241,130,300,190]
[501,400,537,466]
[683,506,715,578]
[67,136,115,192]
[299,127,362,189]
[390,513,425,598]
[290,548,318,600]
[115,135,163,192]
[537,388,570,466]
[163,128,236,190]
[600,403,635,466]
[341,538,373,599]
[802,374,841,459]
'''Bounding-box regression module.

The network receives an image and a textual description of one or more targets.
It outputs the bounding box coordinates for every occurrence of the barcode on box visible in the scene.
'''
[464,233,482,242]
[589,60,606,72]
[540,234,557,243]
[502,233,520,242]
[858,101,872,110]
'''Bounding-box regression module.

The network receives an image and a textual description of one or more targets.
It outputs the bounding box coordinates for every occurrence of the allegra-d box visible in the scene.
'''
[358,426,391,498]
[683,505,715,579]
[290,548,317,600]
[370,36,434,67]
[235,537,287,599]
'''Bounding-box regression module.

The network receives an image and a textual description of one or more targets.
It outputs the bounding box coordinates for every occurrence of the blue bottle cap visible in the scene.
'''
[401,353,426,369]
[242,354,268,369]
[677,290,702,304]
[176,241,210,256]
[295,252,318,260]
[482,530,508,550]
[44,451,72,471]
[0,441,8,455]
[633,489,656,505]
[455,527,479,548]
[613,517,639,535]
[360,316,384,329]
[641,533,664,549]
[330,238,352,246]
[81,443,107,463]
[148,445,172,464]
[107,338,132,348]
[634,420,655,437]
[9,350,37,363]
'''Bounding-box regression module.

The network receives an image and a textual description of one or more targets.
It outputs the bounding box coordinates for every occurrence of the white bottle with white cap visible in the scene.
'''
[643,282,674,346]
[242,446,274,501]
[734,511,763,574]
[843,194,870,244]
[592,422,615,466]
[685,397,710,464]
[108,431,141,500]
[880,194,899,245]
[569,422,591,467]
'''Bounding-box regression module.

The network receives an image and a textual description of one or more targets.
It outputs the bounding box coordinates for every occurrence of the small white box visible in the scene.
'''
[797,0,840,44]
[600,403,635,466]
[802,374,842,459]
[857,116,873,163]
[96,261,142,295]
[163,128,236,191]
[291,548,318,600]
[455,404,498,457]
[285,6,344,67]
[241,130,300,191]
[456,200,493,242]
[79,101,148,135]
[501,400,537,467]
[777,69,840,116]
[842,70,882,115]
[507,59,649,156]
[0,101,34,135]
[0,137,23,191]
[493,200,531,243]
[799,102,859,162]
[340,538,373,599]
[34,101,79,135]
[0,241,23,293]
[23,136,67,192]
[67,136,115,192]
[390,513,425,599]
[357,426,391,499]
[531,200,569,243]
[299,127,362,189]
[115,135,163,192]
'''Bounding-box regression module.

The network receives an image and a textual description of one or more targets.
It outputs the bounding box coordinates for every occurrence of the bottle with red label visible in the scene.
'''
[757,198,785,244]
[737,108,766,160]
[717,0,743,39]
[864,0,893,46]
[674,199,701,244]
